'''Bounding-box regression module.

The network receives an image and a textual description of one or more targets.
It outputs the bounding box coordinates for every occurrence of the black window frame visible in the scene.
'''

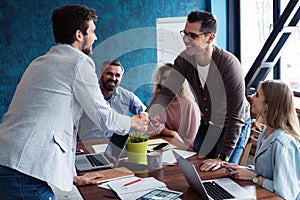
[228,0,300,97]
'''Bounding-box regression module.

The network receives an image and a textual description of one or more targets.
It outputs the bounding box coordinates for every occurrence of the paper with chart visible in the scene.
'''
[107,176,166,200]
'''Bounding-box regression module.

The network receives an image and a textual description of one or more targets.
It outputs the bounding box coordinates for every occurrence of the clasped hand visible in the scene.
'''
[131,112,150,132]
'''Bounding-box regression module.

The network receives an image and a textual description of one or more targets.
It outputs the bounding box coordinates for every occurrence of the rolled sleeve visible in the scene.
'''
[129,94,147,114]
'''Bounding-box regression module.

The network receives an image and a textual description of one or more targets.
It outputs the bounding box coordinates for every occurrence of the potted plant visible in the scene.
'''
[126,131,149,165]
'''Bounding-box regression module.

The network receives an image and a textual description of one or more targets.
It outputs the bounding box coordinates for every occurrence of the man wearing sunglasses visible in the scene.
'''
[148,11,251,171]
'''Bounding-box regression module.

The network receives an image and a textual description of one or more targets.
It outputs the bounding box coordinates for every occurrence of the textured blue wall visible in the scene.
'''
[0,0,208,122]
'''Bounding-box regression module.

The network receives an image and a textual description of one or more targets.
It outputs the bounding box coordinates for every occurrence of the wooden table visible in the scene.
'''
[76,136,282,200]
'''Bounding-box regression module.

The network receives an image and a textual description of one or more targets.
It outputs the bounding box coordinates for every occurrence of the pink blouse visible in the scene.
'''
[148,96,201,147]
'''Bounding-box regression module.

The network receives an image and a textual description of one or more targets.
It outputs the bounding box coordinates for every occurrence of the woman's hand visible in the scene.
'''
[223,163,256,181]
[161,129,184,143]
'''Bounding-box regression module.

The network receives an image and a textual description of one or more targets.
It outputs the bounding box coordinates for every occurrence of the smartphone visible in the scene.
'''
[153,143,168,151]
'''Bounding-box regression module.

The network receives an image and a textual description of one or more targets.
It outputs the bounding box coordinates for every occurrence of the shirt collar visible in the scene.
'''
[103,87,120,101]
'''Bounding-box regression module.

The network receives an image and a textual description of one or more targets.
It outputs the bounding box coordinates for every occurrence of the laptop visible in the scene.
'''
[75,133,129,171]
[172,150,256,200]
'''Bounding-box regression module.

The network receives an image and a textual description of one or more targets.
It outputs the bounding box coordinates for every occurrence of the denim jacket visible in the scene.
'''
[254,129,300,199]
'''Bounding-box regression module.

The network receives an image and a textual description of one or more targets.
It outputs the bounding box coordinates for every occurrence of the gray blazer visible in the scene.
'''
[0,44,131,191]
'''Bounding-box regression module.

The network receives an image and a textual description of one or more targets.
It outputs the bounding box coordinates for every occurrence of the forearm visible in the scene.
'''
[160,128,176,137]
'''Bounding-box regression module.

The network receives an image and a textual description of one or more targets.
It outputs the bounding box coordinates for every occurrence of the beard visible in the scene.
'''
[82,48,92,56]
[102,79,118,91]
[81,38,92,56]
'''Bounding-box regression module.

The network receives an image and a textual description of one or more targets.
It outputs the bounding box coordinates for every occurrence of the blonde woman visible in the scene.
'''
[224,80,300,199]
[148,63,200,147]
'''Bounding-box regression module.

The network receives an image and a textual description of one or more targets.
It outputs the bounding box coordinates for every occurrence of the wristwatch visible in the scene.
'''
[252,174,260,184]
[218,153,229,162]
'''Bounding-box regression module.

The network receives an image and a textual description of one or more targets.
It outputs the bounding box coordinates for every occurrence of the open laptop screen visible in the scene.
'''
[104,133,129,163]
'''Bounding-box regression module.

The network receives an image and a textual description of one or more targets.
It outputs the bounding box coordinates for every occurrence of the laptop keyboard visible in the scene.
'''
[86,154,107,167]
[203,181,234,200]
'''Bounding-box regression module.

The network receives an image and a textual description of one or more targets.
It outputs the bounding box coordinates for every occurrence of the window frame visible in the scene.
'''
[228,0,300,97]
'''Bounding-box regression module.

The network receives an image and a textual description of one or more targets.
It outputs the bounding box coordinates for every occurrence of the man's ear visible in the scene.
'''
[74,30,84,42]
[207,33,216,44]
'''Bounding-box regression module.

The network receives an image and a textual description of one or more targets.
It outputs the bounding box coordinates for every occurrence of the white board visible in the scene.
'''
[156,17,187,64]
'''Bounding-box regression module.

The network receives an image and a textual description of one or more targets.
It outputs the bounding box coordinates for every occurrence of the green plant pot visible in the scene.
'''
[126,140,148,165]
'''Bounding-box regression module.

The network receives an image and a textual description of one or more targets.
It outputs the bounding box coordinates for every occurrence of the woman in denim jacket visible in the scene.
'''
[224,80,300,199]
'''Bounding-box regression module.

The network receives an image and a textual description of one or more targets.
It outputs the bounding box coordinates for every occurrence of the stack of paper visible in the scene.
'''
[106,176,167,200]
[162,149,197,165]
[92,144,107,153]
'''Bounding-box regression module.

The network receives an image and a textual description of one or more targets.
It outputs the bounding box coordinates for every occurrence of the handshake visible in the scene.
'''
[131,112,150,133]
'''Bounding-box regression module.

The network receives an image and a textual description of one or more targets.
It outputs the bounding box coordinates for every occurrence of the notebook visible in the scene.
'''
[75,133,129,171]
[173,150,256,200]
[93,167,134,183]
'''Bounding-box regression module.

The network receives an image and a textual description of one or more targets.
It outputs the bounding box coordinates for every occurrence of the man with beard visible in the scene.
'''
[78,60,146,139]
[0,5,149,199]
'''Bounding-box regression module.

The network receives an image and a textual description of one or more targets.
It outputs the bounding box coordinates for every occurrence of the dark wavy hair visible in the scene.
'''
[52,4,97,44]
[187,11,217,34]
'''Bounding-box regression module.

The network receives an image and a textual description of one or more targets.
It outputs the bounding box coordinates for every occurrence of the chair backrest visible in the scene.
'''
[239,120,264,165]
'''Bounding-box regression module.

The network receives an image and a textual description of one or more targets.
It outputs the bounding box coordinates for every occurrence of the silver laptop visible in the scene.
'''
[75,133,129,171]
[173,150,256,200]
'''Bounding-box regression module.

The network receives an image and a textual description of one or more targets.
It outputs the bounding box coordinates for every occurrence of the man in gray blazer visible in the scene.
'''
[0,4,149,199]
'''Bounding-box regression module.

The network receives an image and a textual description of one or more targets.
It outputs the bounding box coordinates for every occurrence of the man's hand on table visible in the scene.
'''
[199,158,225,171]
[73,172,104,186]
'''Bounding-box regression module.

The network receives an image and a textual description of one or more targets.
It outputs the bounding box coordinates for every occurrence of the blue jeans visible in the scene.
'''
[193,117,251,164]
[228,117,251,163]
[0,165,56,200]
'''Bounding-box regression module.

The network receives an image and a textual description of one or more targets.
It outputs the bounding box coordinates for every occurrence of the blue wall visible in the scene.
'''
[0,0,208,122]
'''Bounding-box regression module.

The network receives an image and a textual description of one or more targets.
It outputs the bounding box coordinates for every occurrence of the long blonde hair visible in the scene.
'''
[260,80,300,143]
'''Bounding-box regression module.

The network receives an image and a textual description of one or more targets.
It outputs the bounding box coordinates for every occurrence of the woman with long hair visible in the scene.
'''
[224,80,300,199]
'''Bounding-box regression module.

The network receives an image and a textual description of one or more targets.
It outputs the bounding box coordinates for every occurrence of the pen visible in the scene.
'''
[102,195,116,199]
[123,178,142,187]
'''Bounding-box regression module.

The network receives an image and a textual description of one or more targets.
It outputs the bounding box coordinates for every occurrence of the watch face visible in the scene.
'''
[252,177,258,183]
